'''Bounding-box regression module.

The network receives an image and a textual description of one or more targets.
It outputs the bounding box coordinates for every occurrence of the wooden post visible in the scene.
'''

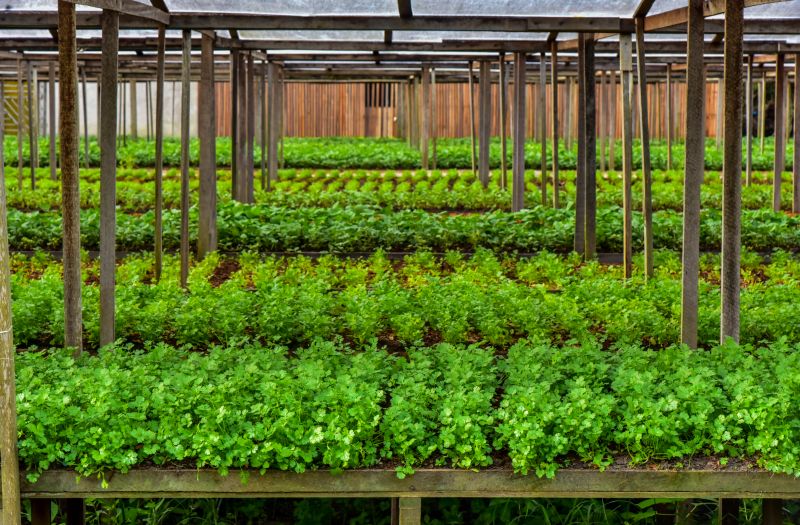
[154,25,165,282]
[144,81,150,140]
[599,71,607,175]
[721,0,743,345]
[431,68,438,169]
[512,52,526,212]
[583,34,597,260]
[27,61,38,188]
[0,76,22,525]
[620,34,634,279]
[681,0,705,350]
[773,54,786,212]
[564,76,572,151]
[609,69,617,172]
[235,52,248,202]
[129,78,138,140]
[468,61,478,180]
[267,62,279,187]
[421,65,431,170]
[59,0,82,355]
[98,8,118,349]
[575,35,587,254]
[246,52,255,203]
[759,74,766,154]
[666,63,673,171]
[551,43,560,208]
[398,498,421,525]
[635,18,654,279]
[230,50,239,198]
[198,32,217,258]
[278,67,285,169]
[499,53,508,189]
[478,61,491,186]
[539,52,547,205]
[64,500,84,525]
[745,56,753,186]
[179,30,191,289]
[794,53,800,214]
[17,60,23,189]
[31,500,50,525]
[715,78,723,150]
[80,67,89,170]
[762,500,783,525]
[260,58,266,190]
[49,62,57,180]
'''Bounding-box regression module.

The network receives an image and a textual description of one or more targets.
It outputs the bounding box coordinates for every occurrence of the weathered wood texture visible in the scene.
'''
[154,25,165,281]
[478,61,491,185]
[575,35,586,254]
[773,54,785,212]
[421,66,431,170]
[499,54,508,189]
[179,30,190,289]
[620,35,634,280]
[745,56,753,186]
[539,52,547,206]
[48,62,57,180]
[550,44,559,209]
[582,34,596,260]
[511,52,525,212]
[635,18,653,279]
[794,53,800,214]
[198,32,217,258]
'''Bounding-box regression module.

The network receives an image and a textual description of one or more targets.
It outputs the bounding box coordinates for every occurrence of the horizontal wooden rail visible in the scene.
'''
[13,469,800,499]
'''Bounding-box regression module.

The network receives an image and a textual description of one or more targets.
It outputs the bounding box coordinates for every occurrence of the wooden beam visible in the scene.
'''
[16,60,23,189]
[478,60,490,185]
[468,61,477,181]
[633,0,657,18]
[266,62,279,186]
[99,8,119,348]
[620,34,634,279]
[666,63,673,171]
[259,58,266,189]
[179,29,190,289]
[550,42,559,209]
[512,52,526,212]
[575,34,586,254]
[745,55,753,186]
[397,0,413,19]
[153,25,165,281]
[245,51,255,203]
[62,0,169,24]
[608,69,617,171]
[27,61,38,188]
[794,52,800,214]
[230,50,238,198]
[773,53,785,212]
[582,33,597,260]
[398,498,421,525]
[635,18,654,279]
[198,32,216,257]
[48,62,57,180]
[421,65,430,170]
[431,67,437,169]
[498,53,508,189]
[539,51,547,206]
[644,0,785,31]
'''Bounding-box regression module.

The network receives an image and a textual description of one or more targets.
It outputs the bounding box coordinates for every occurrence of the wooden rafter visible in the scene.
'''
[644,0,787,32]
[62,0,169,25]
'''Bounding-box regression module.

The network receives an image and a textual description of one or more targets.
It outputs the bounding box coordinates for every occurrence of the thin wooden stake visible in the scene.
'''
[550,43,560,208]
[539,52,547,205]
[716,78,723,150]
[27,61,38,188]
[575,35,587,254]
[745,56,753,186]
[198,32,217,257]
[49,62,57,180]
[666,63,673,171]
[230,50,239,199]
[154,25,165,282]
[179,30,191,289]
[478,60,491,186]
[17,60,23,190]
[599,71,607,175]
[758,74,766,154]
[81,67,89,170]
[267,62,279,187]
[431,68,438,170]
[635,17,654,279]
[620,34,634,279]
[794,53,800,214]
[468,61,477,180]
[59,0,82,355]
[564,76,572,151]
[773,54,786,212]
[421,65,431,171]
[499,53,508,189]
[246,52,255,203]
[609,69,618,172]
[512,52,526,212]
[260,58,266,190]
[129,78,138,140]
[583,34,597,260]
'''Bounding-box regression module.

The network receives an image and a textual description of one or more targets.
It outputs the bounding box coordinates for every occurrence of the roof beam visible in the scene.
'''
[62,0,169,25]
[644,0,787,32]
[397,0,413,19]
[633,0,658,18]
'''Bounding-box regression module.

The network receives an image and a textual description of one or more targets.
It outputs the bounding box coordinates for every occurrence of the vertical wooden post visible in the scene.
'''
[246,52,255,203]
[17,60,23,189]
[129,78,138,140]
[478,61,491,186]
[0,76,22,525]
[179,30,191,289]
[794,53,800,214]
[59,0,82,355]
[64,500,84,525]
[398,498,421,525]
[762,500,783,525]
[278,66,286,170]
[745,56,753,186]
[99,8,119,349]
[421,65,431,170]
[551,43,560,208]
[235,52,248,201]
[49,62,57,180]
[31,500,51,525]
[27,61,38,188]
[715,78,723,150]
[564,76,572,151]
[230,50,239,198]
[260,58,267,190]
[431,68,438,169]
[635,18,654,279]
[583,34,597,260]
[773,54,786,212]
[154,25,165,282]
[719,499,739,525]
[609,69,617,171]
[681,0,705,349]
[539,52,547,205]
[198,32,217,258]
[666,63,673,171]
[267,62,279,187]
[499,53,508,189]
[512,52,526,212]
[721,0,743,345]
[468,61,478,180]
[620,34,634,279]
[599,70,607,175]
[80,67,89,170]
[144,81,150,141]
[575,36,587,254]
[759,74,766,154]
[96,80,100,141]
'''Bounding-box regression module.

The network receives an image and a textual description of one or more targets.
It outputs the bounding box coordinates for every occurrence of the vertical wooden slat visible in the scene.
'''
[468,62,477,179]
[666,63,673,171]
[129,78,138,140]
[499,54,508,188]
[27,61,38,188]
[609,69,617,171]
[154,25,165,282]
[230,50,239,199]
[260,59,267,189]
[550,43,560,208]
[583,34,597,260]
[398,498,421,525]
[575,35,587,254]
[80,67,89,170]
[715,78,723,148]
[539,52,547,205]
[198,32,217,258]
[431,70,438,169]
[512,52,526,212]
[745,56,752,186]
[59,0,82,354]
[620,35,634,279]
[478,61,491,185]
[635,18,654,278]
[599,70,608,175]
[17,60,23,189]
[564,76,572,151]
[246,52,255,203]
[759,74,765,155]
[49,62,57,180]
[179,30,191,289]
[794,53,800,214]
[267,62,279,186]
[773,54,786,212]
[99,8,118,349]
[421,65,430,170]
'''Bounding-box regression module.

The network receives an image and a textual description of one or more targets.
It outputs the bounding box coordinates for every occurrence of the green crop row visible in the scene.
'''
[10,250,800,350]
[7,203,800,253]
[5,135,792,171]
[15,338,800,481]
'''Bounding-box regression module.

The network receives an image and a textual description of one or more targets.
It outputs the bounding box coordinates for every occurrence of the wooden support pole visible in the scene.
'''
[98,8,118,349]
[421,64,431,170]
[49,62,57,180]
[599,71,607,175]
[681,0,705,350]
[609,70,617,172]
[144,81,150,140]
[80,67,89,170]
[620,34,634,279]
[468,61,477,180]
[635,17,654,279]
[245,52,255,203]
[794,53,800,214]
[30,499,50,525]
[198,32,217,258]
[539,52,547,205]
[179,30,190,289]
[550,43,559,208]
[27,61,38,188]
[564,76,572,151]
[478,60,491,186]
[59,0,82,355]
[666,63,673,171]
[583,34,597,260]
[398,498,421,525]
[278,67,285,169]
[64,499,84,525]
[745,55,753,186]
[431,67,437,170]
[773,54,786,212]
[716,78,723,150]
[260,58,267,190]
[267,62,279,187]
[17,60,23,189]
[129,78,137,140]
[762,499,783,525]
[235,52,247,202]
[0,76,22,525]
[575,35,587,254]
[154,26,166,283]
[230,50,238,198]
[759,74,766,154]
[499,53,508,189]
[512,52,526,212]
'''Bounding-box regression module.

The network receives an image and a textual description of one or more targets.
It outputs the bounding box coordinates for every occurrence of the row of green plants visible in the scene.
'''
[6,135,792,170]
[7,203,800,253]
[16,338,800,481]
[6,167,798,213]
[11,250,800,350]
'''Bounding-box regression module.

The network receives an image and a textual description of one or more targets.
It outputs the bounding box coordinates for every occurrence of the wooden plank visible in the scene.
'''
[620,35,634,280]
[643,0,784,31]
[397,0,412,19]
[773,54,785,212]
[499,54,508,189]
[715,78,723,148]
[230,50,238,198]
[17,60,23,189]
[550,43,559,208]
[681,0,705,349]
[30,499,50,525]
[608,69,617,171]
[759,74,765,154]
[98,8,119,349]
[129,78,137,140]
[80,67,89,169]
[478,61,490,185]
[468,62,477,180]
[635,18,653,279]
[583,34,597,260]
[744,56,752,186]
[794,53,800,214]
[260,58,266,189]
[666,63,673,171]
[267,62,279,186]
[512,52,525,212]
[431,68,437,169]
[564,76,572,151]
[59,0,83,355]
[179,29,190,289]
[575,35,586,254]
[538,52,547,205]
[154,25,165,282]
[421,65,430,170]
[27,62,38,188]
[398,497,421,525]
[245,52,255,203]
[48,62,57,180]
[63,0,169,24]
[598,70,607,175]
[198,32,217,258]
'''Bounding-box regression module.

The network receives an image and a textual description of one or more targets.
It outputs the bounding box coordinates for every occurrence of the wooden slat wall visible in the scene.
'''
[212,80,731,140]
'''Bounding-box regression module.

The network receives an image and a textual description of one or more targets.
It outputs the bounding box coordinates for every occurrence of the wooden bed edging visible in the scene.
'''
[15,469,800,499]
